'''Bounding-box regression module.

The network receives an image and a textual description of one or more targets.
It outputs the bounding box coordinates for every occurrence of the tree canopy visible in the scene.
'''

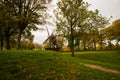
[0,0,52,50]
[55,0,109,56]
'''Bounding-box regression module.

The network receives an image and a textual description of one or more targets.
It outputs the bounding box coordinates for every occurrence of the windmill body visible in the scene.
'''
[43,26,60,51]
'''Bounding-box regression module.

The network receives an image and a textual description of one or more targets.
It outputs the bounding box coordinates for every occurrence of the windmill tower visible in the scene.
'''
[43,26,60,51]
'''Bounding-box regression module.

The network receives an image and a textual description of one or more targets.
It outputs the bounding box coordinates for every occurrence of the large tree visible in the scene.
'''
[82,9,109,50]
[55,0,90,56]
[0,0,18,50]
[14,0,49,49]
[55,0,110,54]
[0,0,52,50]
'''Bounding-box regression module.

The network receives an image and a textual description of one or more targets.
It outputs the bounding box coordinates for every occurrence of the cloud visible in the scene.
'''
[84,0,120,22]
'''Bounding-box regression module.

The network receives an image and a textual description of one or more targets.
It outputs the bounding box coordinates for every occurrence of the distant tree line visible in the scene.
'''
[101,19,120,50]
[55,0,120,56]
[0,0,51,50]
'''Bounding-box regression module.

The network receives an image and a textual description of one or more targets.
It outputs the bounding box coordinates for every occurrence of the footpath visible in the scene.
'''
[83,63,120,75]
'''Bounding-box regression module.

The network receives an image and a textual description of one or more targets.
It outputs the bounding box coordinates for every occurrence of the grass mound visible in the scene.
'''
[75,51,120,70]
[0,50,120,80]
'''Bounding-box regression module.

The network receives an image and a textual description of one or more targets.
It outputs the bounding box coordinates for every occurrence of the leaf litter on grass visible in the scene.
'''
[0,50,120,80]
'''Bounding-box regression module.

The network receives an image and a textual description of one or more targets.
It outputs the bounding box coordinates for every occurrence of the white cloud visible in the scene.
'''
[84,0,120,22]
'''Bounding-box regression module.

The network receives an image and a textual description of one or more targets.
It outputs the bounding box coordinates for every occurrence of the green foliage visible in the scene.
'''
[55,0,110,52]
[0,0,51,50]
[55,0,90,56]
[55,0,89,37]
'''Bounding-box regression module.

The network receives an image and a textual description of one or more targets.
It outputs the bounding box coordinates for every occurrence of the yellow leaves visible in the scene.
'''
[53,56,58,60]
[70,70,75,74]
[48,70,56,75]
[52,70,56,74]
[62,46,70,51]
[28,73,32,78]
[16,64,22,69]
[7,59,12,63]
[61,74,64,77]
[15,64,32,78]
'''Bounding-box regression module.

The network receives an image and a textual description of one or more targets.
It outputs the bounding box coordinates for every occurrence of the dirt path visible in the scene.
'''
[83,63,120,75]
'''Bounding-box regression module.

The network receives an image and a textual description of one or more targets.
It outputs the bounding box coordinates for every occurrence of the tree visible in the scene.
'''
[78,10,109,51]
[86,10,109,50]
[111,19,120,47]
[99,30,106,50]
[0,0,18,50]
[103,19,120,50]
[0,0,52,50]
[14,0,49,49]
[34,43,42,50]
[55,0,89,56]
[0,15,4,50]
[20,40,35,50]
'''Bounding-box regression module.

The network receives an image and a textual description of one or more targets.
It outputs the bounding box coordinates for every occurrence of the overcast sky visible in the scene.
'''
[32,0,120,44]
[85,0,120,21]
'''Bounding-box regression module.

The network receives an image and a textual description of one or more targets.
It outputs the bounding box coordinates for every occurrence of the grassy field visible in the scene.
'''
[74,51,120,71]
[0,50,120,80]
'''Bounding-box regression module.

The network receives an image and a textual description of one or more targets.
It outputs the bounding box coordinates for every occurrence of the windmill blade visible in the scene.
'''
[46,26,50,36]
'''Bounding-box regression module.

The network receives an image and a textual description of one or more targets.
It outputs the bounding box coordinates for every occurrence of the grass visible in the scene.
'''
[74,50,120,71]
[0,50,120,80]
[62,50,120,70]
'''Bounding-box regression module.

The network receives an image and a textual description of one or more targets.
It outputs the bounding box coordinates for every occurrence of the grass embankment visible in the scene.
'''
[0,50,120,80]
[74,51,120,71]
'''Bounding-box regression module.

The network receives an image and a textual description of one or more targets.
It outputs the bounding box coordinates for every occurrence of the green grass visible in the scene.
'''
[73,50,120,70]
[0,50,120,80]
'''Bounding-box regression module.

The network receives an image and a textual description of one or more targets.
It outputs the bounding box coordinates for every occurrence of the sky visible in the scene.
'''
[32,0,120,44]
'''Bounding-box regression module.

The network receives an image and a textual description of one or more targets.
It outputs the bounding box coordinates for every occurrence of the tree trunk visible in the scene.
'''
[70,26,75,57]
[83,41,87,50]
[108,40,112,50]
[77,43,80,51]
[0,37,3,50]
[1,37,3,50]
[100,42,103,50]
[116,40,119,50]
[5,35,10,50]
[93,41,96,50]
[17,29,22,50]
[71,38,74,57]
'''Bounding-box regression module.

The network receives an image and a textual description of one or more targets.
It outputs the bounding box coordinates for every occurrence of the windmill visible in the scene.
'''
[43,26,60,51]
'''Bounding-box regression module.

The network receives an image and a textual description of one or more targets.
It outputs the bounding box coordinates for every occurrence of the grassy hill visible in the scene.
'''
[62,50,120,71]
[0,50,120,80]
